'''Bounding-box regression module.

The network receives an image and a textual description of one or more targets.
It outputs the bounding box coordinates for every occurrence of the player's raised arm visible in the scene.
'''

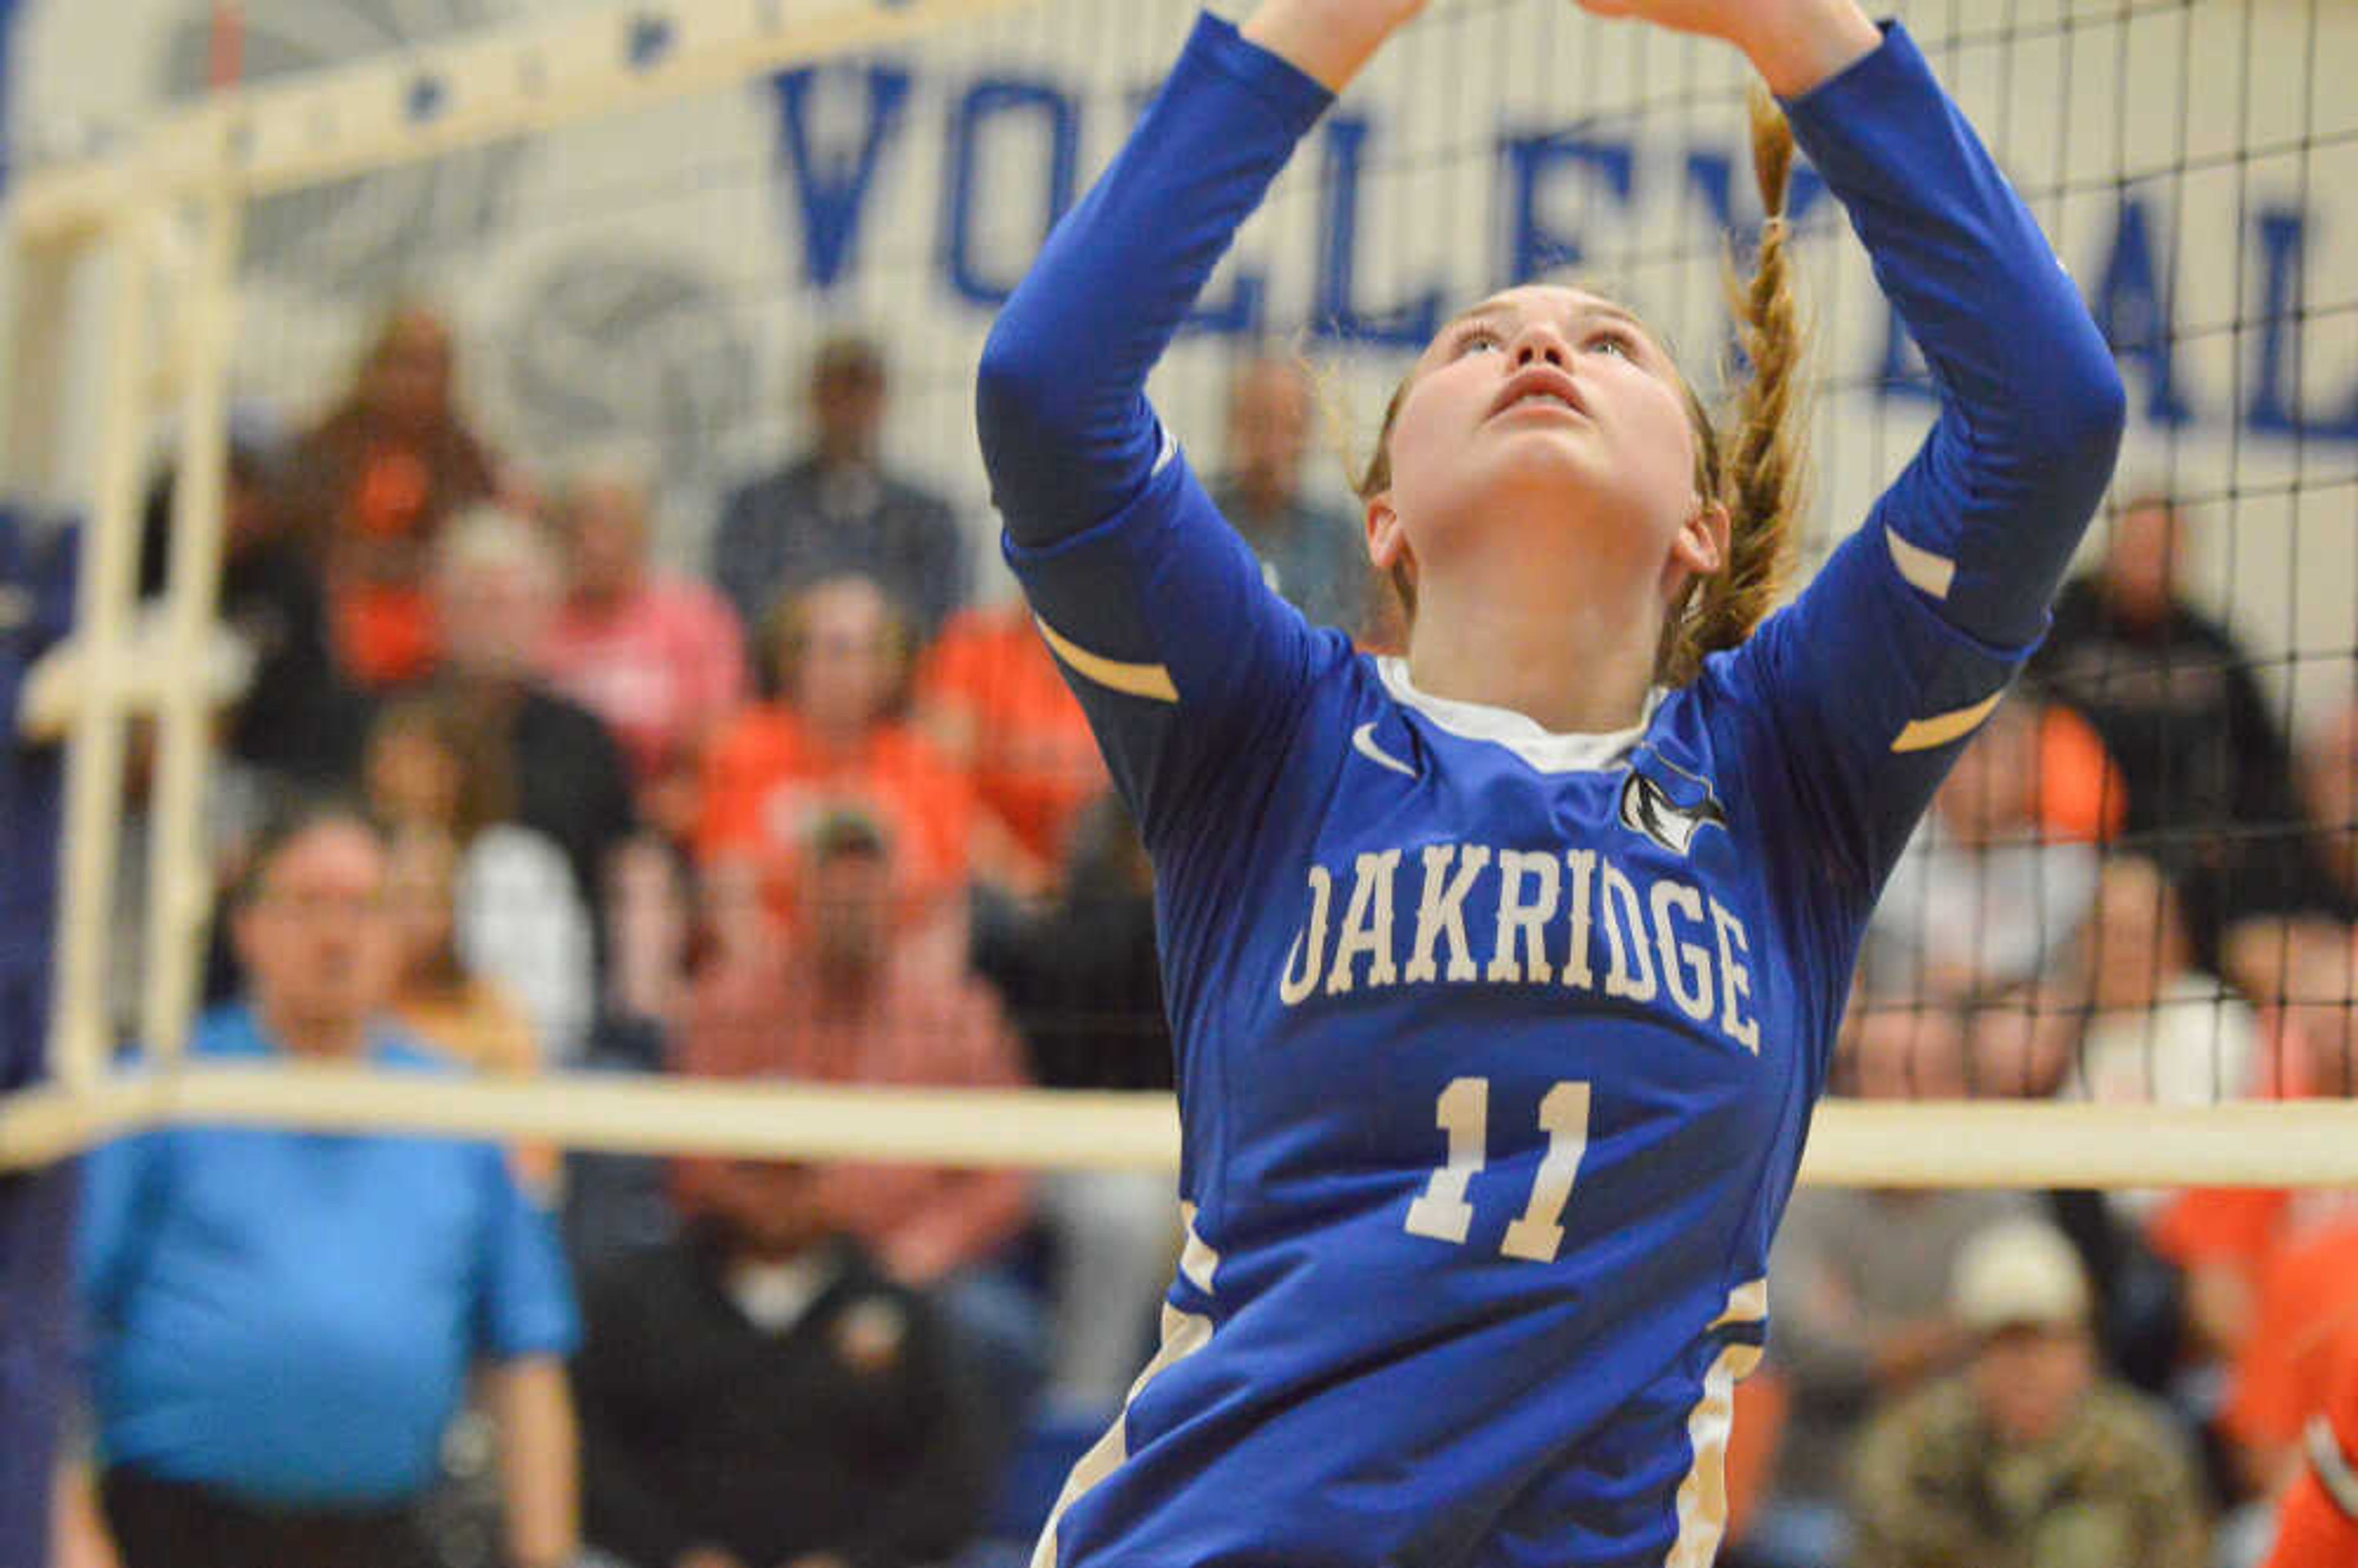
[1662,0,2129,890]
[1752,0,2128,648]
[973,3,1421,842]
[976,1,1420,546]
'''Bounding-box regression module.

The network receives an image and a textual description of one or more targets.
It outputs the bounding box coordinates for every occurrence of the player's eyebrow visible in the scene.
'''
[1449,296,1662,351]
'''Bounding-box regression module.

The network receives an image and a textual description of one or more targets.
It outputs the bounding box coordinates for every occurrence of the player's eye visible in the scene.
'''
[1584,330,1637,360]
[1450,325,1503,357]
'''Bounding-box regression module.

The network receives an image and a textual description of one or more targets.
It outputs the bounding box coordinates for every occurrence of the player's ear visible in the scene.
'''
[1670,499,1729,579]
[1366,492,1409,572]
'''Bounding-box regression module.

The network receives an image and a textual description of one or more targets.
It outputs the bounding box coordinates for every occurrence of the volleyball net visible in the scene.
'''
[1,0,2354,1190]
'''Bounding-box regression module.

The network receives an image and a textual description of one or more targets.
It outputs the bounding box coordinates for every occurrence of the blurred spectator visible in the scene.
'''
[712,334,966,650]
[1848,1217,2208,1568]
[426,505,639,985]
[697,574,972,944]
[141,424,370,784]
[2300,693,2356,904]
[289,303,500,689]
[365,695,594,1066]
[1747,1187,2029,1568]
[2072,854,2259,1109]
[677,809,1041,1443]
[386,825,536,1079]
[978,794,1170,1095]
[573,1158,992,1568]
[2287,696,2358,1093]
[974,796,1177,1413]
[55,801,578,1568]
[2219,917,2357,1102]
[2144,1190,2353,1546]
[2257,1289,2358,1568]
[1846,696,2100,1098]
[607,835,695,1033]
[384,823,562,1200]
[2218,1221,2358,1509]
[2033,492,2352,968]
[914,593,1107,898]
[2150,1180,2358,1420]
[542,456,748,845]
[1210,351,1383,643]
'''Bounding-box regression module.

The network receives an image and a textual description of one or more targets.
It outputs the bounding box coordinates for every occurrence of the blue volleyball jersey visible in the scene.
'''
[977,15,2125,1568]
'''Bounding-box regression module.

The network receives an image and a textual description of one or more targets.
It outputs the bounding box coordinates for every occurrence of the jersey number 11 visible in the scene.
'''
[1404,1077,1592,1264]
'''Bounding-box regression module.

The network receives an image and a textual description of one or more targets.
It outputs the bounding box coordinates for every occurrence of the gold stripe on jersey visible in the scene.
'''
[1885,527,1958,600]
[1036,615,1180,703]
[1890,689,2004,753]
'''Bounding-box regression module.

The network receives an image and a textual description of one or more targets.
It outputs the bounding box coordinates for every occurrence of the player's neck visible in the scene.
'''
[257,1000,370,1062]
[1406,576,1659,736]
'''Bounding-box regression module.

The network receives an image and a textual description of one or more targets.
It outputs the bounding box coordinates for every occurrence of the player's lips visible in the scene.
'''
[1488,366,1590,422]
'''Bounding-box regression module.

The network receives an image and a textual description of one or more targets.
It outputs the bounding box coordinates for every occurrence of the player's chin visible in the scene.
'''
[1476,430,1620,501]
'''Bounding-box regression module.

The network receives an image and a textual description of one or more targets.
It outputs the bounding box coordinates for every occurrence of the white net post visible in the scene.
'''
[44,201,163,1093]
[140,180,243,1063]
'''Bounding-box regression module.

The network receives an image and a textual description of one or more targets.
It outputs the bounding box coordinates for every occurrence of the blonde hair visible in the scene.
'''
[1355,88,1808,686]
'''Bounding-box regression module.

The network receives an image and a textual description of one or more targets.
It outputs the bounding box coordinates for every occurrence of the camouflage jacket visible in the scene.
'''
[1848,1376,2210,1568]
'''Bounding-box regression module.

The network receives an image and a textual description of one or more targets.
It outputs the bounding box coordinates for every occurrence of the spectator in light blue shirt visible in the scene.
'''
[55,798,581,1568]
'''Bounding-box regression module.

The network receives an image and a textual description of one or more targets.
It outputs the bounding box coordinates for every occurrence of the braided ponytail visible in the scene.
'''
[1661,86,1810,686]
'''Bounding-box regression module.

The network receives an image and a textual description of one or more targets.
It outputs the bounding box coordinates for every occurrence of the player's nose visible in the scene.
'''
[1509,320,1572,369]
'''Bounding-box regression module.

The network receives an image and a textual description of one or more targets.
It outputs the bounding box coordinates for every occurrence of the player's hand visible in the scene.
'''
[1573,0,1879,96]
[1242,0,1431,93]
[1571,0,1750,41]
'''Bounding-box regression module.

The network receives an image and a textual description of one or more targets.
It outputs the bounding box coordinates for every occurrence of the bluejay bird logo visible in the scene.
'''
[1617,749,1727,856]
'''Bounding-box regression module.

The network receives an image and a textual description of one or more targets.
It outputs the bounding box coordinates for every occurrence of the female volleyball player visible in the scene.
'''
[977,0,2126,1562]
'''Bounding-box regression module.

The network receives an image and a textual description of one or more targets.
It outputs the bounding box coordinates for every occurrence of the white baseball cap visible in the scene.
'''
[1951,1218,2091,1333]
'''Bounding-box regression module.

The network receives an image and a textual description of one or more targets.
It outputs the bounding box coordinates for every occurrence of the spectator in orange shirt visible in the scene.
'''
[2222,1222,2358,1499]
[676,809,1041,1447]
[914,594,1107,897]
[697,573,972,942]
[2145,1184,2358,1534]
[542,457,748,845]
[287,303,500,688]
[2260,1297,2358,1568]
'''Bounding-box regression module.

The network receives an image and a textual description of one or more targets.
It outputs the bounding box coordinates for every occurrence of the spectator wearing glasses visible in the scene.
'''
[55,800,578,1568]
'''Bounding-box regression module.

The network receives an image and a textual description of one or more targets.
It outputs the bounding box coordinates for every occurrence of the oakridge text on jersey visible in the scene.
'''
[1278,842,1761,1055]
